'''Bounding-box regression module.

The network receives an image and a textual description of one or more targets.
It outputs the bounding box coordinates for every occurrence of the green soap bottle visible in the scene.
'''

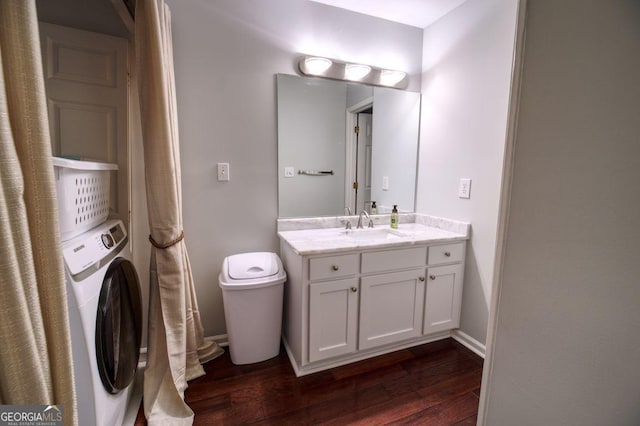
[371,201,377,214]
[390,205,398,229]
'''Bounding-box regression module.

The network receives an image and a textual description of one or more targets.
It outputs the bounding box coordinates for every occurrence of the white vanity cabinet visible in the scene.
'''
[358,246,427,350]
[359,269,425,350]
[308,277,359,362]
[424,243,465,334]
[424,264,464,334]
[280,233,467,376]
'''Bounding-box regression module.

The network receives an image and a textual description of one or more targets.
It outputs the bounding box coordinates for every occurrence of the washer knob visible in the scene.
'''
[101,233,114,249]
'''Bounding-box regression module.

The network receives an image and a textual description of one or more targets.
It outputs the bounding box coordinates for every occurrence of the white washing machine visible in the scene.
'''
[62,219,142,426]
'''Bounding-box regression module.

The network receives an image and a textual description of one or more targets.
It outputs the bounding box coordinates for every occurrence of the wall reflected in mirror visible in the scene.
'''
[277,74,420,218]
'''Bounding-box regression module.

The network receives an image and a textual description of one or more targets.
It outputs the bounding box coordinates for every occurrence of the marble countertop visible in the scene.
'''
[278,217,470,256]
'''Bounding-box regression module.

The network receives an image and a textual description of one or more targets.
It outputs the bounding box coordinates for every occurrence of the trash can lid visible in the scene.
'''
[227,252,280,280]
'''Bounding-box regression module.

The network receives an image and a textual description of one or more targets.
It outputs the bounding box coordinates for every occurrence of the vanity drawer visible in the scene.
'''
[309,254,359,281]
[428,242,464,265]
[361,246,427,274]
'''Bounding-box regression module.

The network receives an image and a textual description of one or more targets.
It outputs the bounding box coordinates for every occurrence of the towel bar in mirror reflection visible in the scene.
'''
[298,170,334,176]
[277,74,420,218]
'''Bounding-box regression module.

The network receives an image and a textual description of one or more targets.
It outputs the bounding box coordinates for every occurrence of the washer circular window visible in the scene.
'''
[95,257,142,394]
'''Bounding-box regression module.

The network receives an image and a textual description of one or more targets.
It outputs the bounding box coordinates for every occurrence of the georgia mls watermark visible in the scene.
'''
[0,405,63,426]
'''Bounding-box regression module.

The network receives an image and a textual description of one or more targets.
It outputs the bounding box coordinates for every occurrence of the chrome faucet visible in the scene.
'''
[357,210,374,229]
[342,207,353,230]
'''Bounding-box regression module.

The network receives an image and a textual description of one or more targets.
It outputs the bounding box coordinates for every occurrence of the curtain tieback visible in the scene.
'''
[149,230,185,249]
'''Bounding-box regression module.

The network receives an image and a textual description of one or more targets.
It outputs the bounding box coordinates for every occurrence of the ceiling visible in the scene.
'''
[36,0,130,38]
[310,0,467,28]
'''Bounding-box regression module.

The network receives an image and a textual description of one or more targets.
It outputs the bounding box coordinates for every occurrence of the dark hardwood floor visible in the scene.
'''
[135,338,483,425]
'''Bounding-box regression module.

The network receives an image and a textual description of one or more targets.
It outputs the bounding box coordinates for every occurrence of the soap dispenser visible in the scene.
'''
[371,201,377,214]
[390,205,398,229]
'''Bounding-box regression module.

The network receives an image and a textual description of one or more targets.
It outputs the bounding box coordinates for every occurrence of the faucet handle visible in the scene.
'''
[345,221,352,230]
[368,219,374,228]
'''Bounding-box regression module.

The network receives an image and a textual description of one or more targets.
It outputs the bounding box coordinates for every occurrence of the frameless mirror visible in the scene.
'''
[277,73,420,218]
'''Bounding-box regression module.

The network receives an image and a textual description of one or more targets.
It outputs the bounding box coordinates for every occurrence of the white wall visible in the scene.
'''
[346,84,373,109]
[483,1,640,424]
[145,0,423,336]
[416,0,518,345]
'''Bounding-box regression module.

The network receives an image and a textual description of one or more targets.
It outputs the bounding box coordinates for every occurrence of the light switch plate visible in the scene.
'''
[217,163,230,181]
[284,166,295,178]
[458,178,471,198]
[382,176,389,191]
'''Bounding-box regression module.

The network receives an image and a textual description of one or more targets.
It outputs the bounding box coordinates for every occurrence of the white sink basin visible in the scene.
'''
[340,228,405,241]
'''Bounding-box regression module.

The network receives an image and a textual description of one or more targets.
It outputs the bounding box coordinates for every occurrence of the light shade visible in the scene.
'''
[344,64,371,81]
[380,70,407,86]
[304,57,332,75]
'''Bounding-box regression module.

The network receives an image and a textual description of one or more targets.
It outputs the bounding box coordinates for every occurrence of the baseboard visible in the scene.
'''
[208,333,229,348]
[286,331,452,377]
[451,329,486,359]
[137,334,229,369]
[136,331,481,370]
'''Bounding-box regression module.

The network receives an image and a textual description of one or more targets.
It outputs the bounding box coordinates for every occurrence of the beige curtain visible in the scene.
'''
[135,0,224,424]
[0,1,77,425]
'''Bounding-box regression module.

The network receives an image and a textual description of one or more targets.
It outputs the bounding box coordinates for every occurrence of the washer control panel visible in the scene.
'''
[63,220,128,277]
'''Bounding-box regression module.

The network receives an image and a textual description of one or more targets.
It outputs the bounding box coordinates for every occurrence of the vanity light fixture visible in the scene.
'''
[298,55,408,89]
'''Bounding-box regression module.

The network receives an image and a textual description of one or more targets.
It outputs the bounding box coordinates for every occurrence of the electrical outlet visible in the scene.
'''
[284,166,295,178]
[458,178,471,198]
[217,163,230,181]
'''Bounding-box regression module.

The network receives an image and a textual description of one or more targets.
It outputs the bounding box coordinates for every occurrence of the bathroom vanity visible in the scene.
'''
[277,215,470,376]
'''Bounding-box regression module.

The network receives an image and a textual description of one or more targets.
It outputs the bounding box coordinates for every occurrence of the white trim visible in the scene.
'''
[207,333,229,347]
[282,337,303,377]
[110,0,134,35]
[285,331,451,377]
[451,330,486,358]
[136,334,229,369]
[477,1,528,424]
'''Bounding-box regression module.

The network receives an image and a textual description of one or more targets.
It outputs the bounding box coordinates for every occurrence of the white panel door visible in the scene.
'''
[308,278,359,363]
[39,22,128,222]
[359,269,425,350]
[423,264,464,334]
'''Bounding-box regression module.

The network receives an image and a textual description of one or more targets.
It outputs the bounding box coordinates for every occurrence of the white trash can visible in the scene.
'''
[218,252,286,365]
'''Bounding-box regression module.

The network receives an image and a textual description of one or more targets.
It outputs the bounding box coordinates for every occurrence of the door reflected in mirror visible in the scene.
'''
[277,74,420,218]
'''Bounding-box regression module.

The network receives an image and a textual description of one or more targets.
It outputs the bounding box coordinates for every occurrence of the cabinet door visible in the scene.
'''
[359,270,425,350]
[423,264,464,335]
[309,278,359,363]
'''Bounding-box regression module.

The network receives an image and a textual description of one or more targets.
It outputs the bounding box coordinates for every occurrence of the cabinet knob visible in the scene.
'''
[429,275,436,280]
[444,251,451,257]
[332,265,339,271]
[350,287,357,292]
[419,276,425,282]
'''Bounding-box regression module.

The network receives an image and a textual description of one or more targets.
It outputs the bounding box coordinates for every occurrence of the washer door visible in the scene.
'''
[95,257,142,394]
